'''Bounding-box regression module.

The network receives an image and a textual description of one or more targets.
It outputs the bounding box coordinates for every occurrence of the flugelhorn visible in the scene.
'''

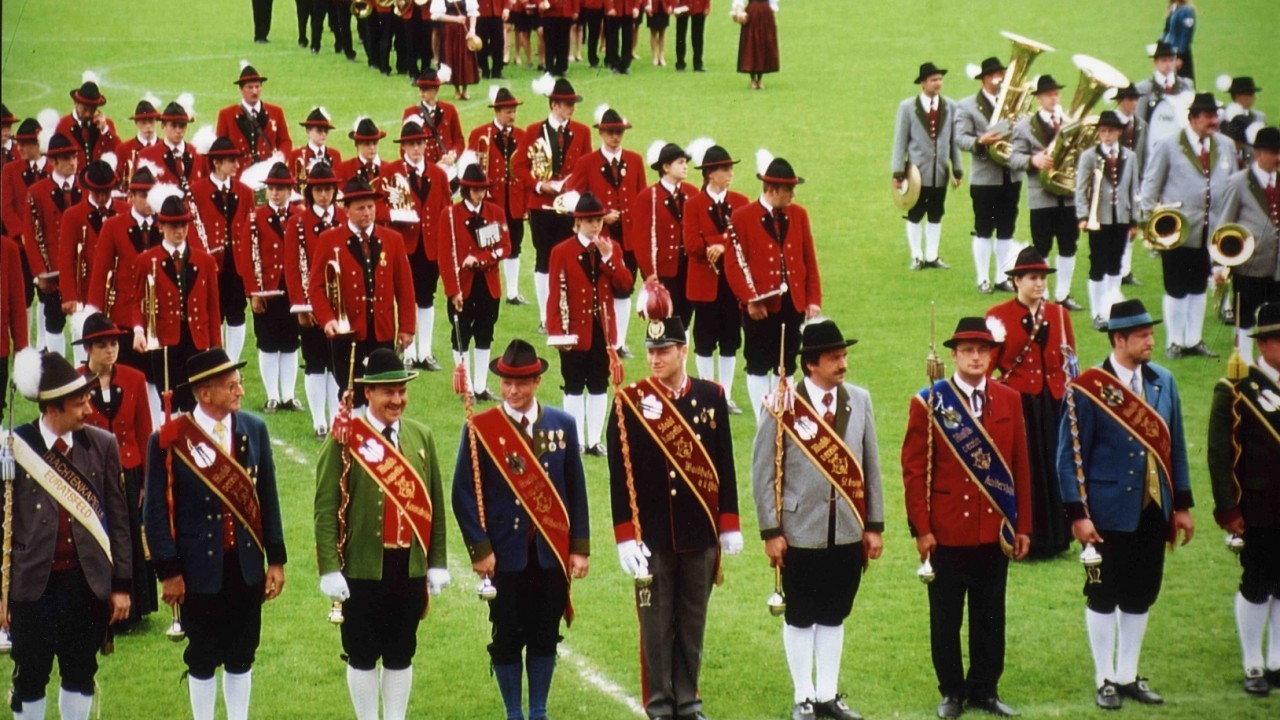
[143,259,161,351]
[476,133,490,177]
[1145,203,1188,251]
[1208,223,1256,268]
[326,248,353,336]
[989,31,1055,166]
[1040,55,1130,197]
[1084,167,1105,232]
[528,135,554,183]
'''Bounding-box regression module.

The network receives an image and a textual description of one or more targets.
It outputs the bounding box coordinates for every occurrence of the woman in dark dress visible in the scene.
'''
[734,0,779,90]
[432,0,480,100]
[985,248,1075,558]
[646,0,669,66]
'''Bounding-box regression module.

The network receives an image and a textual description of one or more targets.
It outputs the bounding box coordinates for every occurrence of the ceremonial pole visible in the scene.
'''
[767,324,787,615]
[919,302,944,584]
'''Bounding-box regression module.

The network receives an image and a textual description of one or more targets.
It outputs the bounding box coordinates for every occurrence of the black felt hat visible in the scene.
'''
[459,163,490,188]
[943,317,998,349]
[573,192,607,218]
[70,81,106,107]
[300,107,335,130]
[1250,302,1280,339]
[1032,75,1065,95]
[490,338,550,378]
[649,142,691,173]
[548,78,583,103]
[1188,92,1220,116]
[1006,247,1057,276]
[914,62,947,84]
[264,161,295,187]
[1252,127,1280,151]
[206,136,240,158]
[184,348,248,386]
[156,195,192,223]
[696,145,739,170]
[974,57,1006,79]
[15,118,41,141]
[1105,299,1161,332]
[235,64,268,85]
[1096,110,1126,130]
[1151,42,1176,59]
[13,348,94,402]
[160,102,191,124]
[81,160,117,192]
[1227,76,1261,96]
[594,108,631,130]
[73,312,131,346]
[349,118,386,142]
[339,176,383,204]
[488,87,523,108]
[46,133,77,157]
[757,156,804,185]
[798,320,857,355]
[1114,84,1141,101]
[356,348,418,384]
[131,99,161,120]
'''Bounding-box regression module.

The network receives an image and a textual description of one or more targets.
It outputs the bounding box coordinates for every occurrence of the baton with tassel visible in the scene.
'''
[1062,321,1102,582]
[918,302,945,585]
[0,378,16,653]
[1224,295,1247,554]
[328,341,359,624]
[159,348,186,641]
[607,298,652,602]
[766,324,788,616]
[453,360,496,601]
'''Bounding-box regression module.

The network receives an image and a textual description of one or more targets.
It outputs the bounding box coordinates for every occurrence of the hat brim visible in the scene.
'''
[130,112,162,121]
[757,173,805,185]
[696,158,740,170]
[798,339,858,355]
[1101,317,1162,332]
[488,99,523,109]
[650,154,692,173]
[394,134,431,144]
[160,115,192,124]
[184,359,249,387]
[74,327,132,346]
[974,65,1007,80]
[1033,84,1065,95]
[341,189,384,204]
[942,332,998,349]
[594,122,632,131]
[489,357,550,378]
[1249,323,1280,339]
[1006,263,1057,276]
[355,369,419,385]
[234,75,268,85]
[915,69,948,84]
[157,212,193,223]
[70,90,106,107]
[549,93,584,103]
[349,131,387,142]
[40,374,95,402]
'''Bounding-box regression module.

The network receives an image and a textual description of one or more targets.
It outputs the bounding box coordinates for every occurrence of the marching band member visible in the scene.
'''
[539,0,576,77]
[138,100,207,192]
[672,0,708,72]
[1056,298,1194,710]
[451,338,591,720]
[55,73,119,166]
[902,317,1031,719]
[56,159,121,361]
[315,347,448,720]
[1,104,16,168]
[633,141,697,328]
[289,107,343,181]
[1112,84,1148,288]
[1075,111,1140,329]
[1134,42,1194,126]
[1,118,46,247]
[474,0,508,79]
[215,63,293,177]
[403,69,465,166]
[336,117,390,186]
[469,87,534,306]
[753,319,882,720]
[114,96,161,187]
[1225,77,1267,128]
[431,0,481,101]
[1216,126,1279,360]
[0,235,28,415]
[603,0,640,75]
[25,133,81,356]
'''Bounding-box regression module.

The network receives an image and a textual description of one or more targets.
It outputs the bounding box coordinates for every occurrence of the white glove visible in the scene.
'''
[426,567,452,596]
[617,540,651,578]
[319,572,350,602]
[719,530,744,556]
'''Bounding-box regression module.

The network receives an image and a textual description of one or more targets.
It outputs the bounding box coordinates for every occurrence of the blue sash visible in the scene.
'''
[920,380,1018,556]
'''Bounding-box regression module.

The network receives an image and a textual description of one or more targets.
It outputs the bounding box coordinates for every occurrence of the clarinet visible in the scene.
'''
[250,211,264,293]
[726,215,759,298]
[28,195,51,274]
[298,219,311,303]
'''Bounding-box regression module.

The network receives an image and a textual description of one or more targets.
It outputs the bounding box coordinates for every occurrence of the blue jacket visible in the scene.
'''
[1161,6,1196,54]
[145,411,288,593]
[451,404,590,573]
[1057,359,1193,532]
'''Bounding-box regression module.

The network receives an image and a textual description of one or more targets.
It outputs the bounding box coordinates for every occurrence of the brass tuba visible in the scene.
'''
[1040,55,1130,197]
[351,0,373,19]
[988,31,1055,166]
[1145,203,1188,251]
[1208,223,1256,268]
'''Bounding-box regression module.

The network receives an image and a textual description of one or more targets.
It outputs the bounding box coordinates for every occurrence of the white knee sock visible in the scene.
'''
[346,666,380,720]
[586,393,608,448]
[1237,592,1269,671]
[972,236,993,286]
[223,669,252,720]
[1055,254,1076,302]
[188,675,217,720]
[1115,611,1149,685]
[305,374,328,429]
[905,221,924,261]
[57,689,92,720]
[33,305,46,354]
[417,307,435,360]
[924,222,942,262]
[613,296,632,348]
[501,257,521,299]
[381,666,413,720]
[783,623,816,704]
[995,238,1016,276]
[1120,241,1134,277]
[225,323,247,364]
[326,372,340,421]
[563,393,585,447]
[15,696,47,720]
[1087,279,1103,320]
[259,351,281,402]
[719,354,737,396]
[1086,608,1117,688]
[746,373,772,423]
[813,623,845,703]
[278,351,298,402]
[1163,295,1184,348]
[1105,274,1124,308]
[694,354,715,381]
[43,325,65,357]
[534,272,550,325]
[1185,292,1207,347]
[1268,598,1280,670]
[474,348,491,394]
[146,382,162,429]
[1237,329,1256,365]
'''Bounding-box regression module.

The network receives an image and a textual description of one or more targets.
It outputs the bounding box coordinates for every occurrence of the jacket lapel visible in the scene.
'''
[835,385,851,438]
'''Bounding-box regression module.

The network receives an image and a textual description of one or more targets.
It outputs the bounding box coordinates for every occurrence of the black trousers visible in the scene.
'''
[301,0,327,50]
[1239,524,1280,604]
[251,0,274,41]
[579,8,604,67]
[928,543,1009,701]
[1085,506,1167,615]
[409,245,439,308]
[183,550,265,678]
[330,1,355,56]
[252,292,301,353]
[295,0,313,43]
[507,215,525,258]
[331,337,393,407]
[38,287,66,334]
[673,13,705,69]
[691,278,742,357]
[219,256,248,326]
[300,323,329,374]
[529,209,573,273]
[1029,205,1079,258]
[604,16,634,72]
[543,17,572,76]
[1160,243,1210,298]
[392,14,414,75]
[447,285,500,352]
[9,570,110,705]
[742,292,803,376]
[122,466,159,621]
[1232,275,1280,329]
[1087,224,1128,280]
[365,12,394,72]
[906,185,948,224]
[970,181,1021,239]
[476,16,505,76]
[559,321,610,395]
[342,549,426,671]
[488,545,569,664]
[781,543,862,628]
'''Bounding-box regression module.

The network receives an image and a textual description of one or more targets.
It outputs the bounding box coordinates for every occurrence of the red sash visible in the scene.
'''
[470,407,575,624]
[346,418,434,553]
[774,394,867,529]
[617,378,720,534]
[1071,367,1175,496]
[169,415,265,551]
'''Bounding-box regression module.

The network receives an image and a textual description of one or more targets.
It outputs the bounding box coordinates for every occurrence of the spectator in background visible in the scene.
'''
[1161,1,1197,83]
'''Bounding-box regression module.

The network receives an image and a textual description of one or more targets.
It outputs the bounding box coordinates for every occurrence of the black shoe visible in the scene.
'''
[1092,315,1108,331]
[1121,273,1142,286]
[345,51,358,61]
[474,389,495,402]
[927,258,952,269]
[677,714,708,720]
[314,426,328,440]
[1116,678,1163,705]
[586,443,608,457]
[263,399,279,414]
[994,280,1015,293]
[968,696,1019,717]
[1183,341,1219,358]
[278,398,304,412]
[310,48,320,55]
[616,345,634,359]
[421,355,443,371]
[675,63,687,72]
[936,696,963,719]
[791,701,816,720]
[978,281,993,295]
[506,294,529,306]
[910,258,925,271]
[694,65,706,72]
[492,72,505,80]
[1095,681,1122,710]
[298,37,308,48]
[726,399,744,415]
[254,37,269,44]
[1166,343,1183,359]
[1058,295,1085,311]
[813,694,862,720]
[1244,667,1269,696]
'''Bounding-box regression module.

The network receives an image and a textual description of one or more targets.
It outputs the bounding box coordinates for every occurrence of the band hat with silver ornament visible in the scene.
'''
[182,348,248,388]
[356,348,419,385]
[300,107,335,130]
[638,281,685,348]
[13,347,95,403]
[490,338,550,378]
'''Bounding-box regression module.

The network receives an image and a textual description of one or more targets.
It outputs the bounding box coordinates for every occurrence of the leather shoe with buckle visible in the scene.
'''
[1095,681,1121,710]
[1059,295,1084,311]
[968,696,1019,717]
[1116,678,1162,705]
[474,389,495,402]
[928,257,952,269]
[421,355,443,371]
[1182,341,1219,358]
[506,294,529,306]
[263,399,279,414]
[586,443,608,457]
[1121,273,1141,286]
[936,695,963,718]
[616,345,634,359]
[910,258,925,271]
[1165,343,1183,360]
[791,700,816,719]
[994,280,1015,293]
[1243,667,1269,696]
[978,281,993,295]
[814,694,862,719]
[726,399,744,415]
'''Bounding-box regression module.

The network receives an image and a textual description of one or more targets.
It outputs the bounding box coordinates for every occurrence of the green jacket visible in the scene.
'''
[315,417,447,579]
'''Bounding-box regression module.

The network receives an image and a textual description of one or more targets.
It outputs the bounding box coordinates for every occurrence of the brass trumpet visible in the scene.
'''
[143,259,161,351]
[326,248,353,336]
[1145,203,1188,251]
[476,133,490,175]
[1084,167,1105,232]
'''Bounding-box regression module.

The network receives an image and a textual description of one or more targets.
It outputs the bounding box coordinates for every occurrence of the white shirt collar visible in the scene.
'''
[308,142,325,155]
[919,93,938,110]
[758,195,775,213]
[504,401,539,433]
[1039,107,1062,124]
[349,220,370,236]
[132,209,152,225]
[981,88,999,106]
[1100,142,1119,157]
[492,119,507,132]
[242,101,262,115]
[1114,109,1132,124]
[165,140,185,153]
[464,198,484,214]
[576,232,596,248]
[88,195,104,210]
[268,202,287,214]
[312,204,332,220]
[1253,162,1276,188]
[212,175,231,191]
[39,418,74,452]
[952,373,987,398]
[192,406,231,450]
[803,377,838,406]
[1185,127,1211,150]
[366,414,399,440]
[1154,71,1174,87]
[706,187,727,203]
[137,135,156,147]
[163,240,187,255]
[1259,357,1280,385]
[660,178,679,194]
[405,158,424,173]
[601,146,621,163]
[52,170,73,187]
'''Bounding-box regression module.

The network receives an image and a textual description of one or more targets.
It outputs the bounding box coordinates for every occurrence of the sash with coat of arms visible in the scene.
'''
[168,414,265,551]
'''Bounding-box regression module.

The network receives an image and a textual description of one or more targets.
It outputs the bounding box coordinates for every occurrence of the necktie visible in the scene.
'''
[61,181,73,206]
[213,420,226,446]
[382,425,396,447]
[173,250,185,279]
[1051,115,1061,133]
[610,157,620,183]
[1129,370,1141,397]
[926,99,939,138]
[50,437,77,567]
[1199,140,1211,172]
[174,149,186,179]
[971,388,985,418]
[211,420,238,547]
[822,392,835,425]
[53,438,69,455]
[1163,83,1173,94]
[520,415,531,437]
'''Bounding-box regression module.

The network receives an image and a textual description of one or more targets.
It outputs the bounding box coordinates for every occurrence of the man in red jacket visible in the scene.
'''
[215,63,293,176]
[55,75,120,166]
[468,88,533,305]
[138,101,207,193]
[402,69,465,167]
[26,133,81,356]
[57,160,121,363]
[902,317,1031,719]
[188,137,254,364]
[0,235,29,417]
[633,142,698,328]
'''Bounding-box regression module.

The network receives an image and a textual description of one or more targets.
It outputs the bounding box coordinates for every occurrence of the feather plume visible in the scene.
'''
[136,158,164,178]
[1246,121,1264,145]
[352,115,369,132]
[488,84,502,103]
[686,137,715,167]
[81,69,101,85]
[100,152,119,172]
[985,316,1007,344]
[645,140,667,167]
[142,91,161,107]
[1103,87,1118,102]
[147,183,183,213]
[13,348,43,401]
[177,92,195,117]
[965,63,981,80]
[556,190,580,216]
[593,103,610,125]
[456,149,479,173]
[755,148,774,176]
[437,64,453,84]
[317,106,331,121]
[238,157,276,190]
[191,125,216,154]
[37,108,60,152]
[1144,43,1158,58]
[531,73,556,98]
[240,59,251,71]
[1216,74,1233,93]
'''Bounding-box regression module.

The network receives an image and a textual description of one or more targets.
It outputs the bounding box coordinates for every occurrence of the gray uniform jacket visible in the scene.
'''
[1075,144,1140,226]
[1008,113,1074,210]
[892,95,964,187]
[1119,114,1148,186]
[752,382,884,549]
[1134,75,1195,124]
[1140,130,1238,249]
[955,92,1026,186]
[1216,167,1280,280]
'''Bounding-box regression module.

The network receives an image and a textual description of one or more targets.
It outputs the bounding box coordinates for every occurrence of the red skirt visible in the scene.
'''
[737,2,779,74]
[440,22,480,86]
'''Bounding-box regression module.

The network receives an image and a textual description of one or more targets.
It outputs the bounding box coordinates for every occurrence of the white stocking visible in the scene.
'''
[586,393,608,448]
[346,666,380,720]
[1185,292,1208,347]
[905,221,923,261]
[224,323,247,364]
[783,623,816,704]
[1086,608,1117,688]
[474,348,491,394]
[1055,254,1076,302]
[501,257,521,300]
[694,354,715,381]
[972,236,992,286]
[563,393,585,448]
[259,351,281,402]
[1115,611,1149,685]
[613,296,632,348]
[380,666,413,720]
[188,675,217,720]
[534,272,550,325]
[718,354,737,396]
[813,624,844,703]
[924,222,942,262]
[278,350,298,402]
[1237,592,1269,670]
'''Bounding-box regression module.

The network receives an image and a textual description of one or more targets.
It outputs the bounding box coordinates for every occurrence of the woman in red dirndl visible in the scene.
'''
[433,0,481,99]
[735,0,779,89]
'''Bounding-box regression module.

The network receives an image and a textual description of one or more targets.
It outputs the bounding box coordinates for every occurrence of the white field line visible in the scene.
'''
[558,644,647,717]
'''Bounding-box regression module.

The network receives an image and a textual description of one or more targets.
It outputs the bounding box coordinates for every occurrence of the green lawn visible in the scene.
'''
[3,1,1279,717]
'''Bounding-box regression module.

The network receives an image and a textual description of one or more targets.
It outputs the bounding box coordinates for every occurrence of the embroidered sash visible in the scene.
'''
[770,394,866,530]
[169,415,265,551]
[1070,368,1174,497]
[346,418,434,553]
[11,426,112,561]
[1233,373,1280,447]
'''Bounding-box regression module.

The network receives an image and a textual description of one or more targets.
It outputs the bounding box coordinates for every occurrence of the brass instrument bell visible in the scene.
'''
[143,260,162,351]
[1145,203,1188,251]
[989,31,1056,166]
[326,248,353,336]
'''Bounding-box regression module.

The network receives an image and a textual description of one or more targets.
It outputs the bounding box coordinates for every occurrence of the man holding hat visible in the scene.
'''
[289,107,343,184]
[1135,42,1195,126]
[547,192,633,455]
[1008,74,1085,312]
[138,101,207,193]
[1209,301,1280,696]
[55,74,119,167]
[188,137,254,364]
[1075,110,1141,329]
[315,346,448,720]
[526,77,592,333]
[634,142,698,328]
[753,319,883,720]
[310,176,417,402]
[5,348,132,720]
[1216,126,1280,361]
[1140,91,1237,359]
[337,118,391,187]
[469,87,534,306]
[725,153,822,422]
[144,347,287,720]
[403,70,465,167]
[452,337,590,720]
[892,62,964,272]
[56,160,122,362]
[215,63,293,176]
[114,97,161,189]
[1056,298,1193,709]
[26,132,82,356]
[1111,84,1149,288]
[956,56,1023,294]
[606,305,741,720]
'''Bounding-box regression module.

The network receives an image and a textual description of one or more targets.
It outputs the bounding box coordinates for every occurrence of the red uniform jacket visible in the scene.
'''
[1,236,29,357]
[724,200,822,313]
[683,188,748,302]
[565,148,646,248]
[215,102,293,173]
[540,0,581,18]
[438,199,511,300]
[401,103,466,164]
[55,114,120,166]
[57,198,125,306]
[1,141,16,170]
[334,156,390,186]
[523,118,593,212]
[87,212,161,324]
[284,205,346,309]
[309,224,416,343]
[986,299,1077,400]
[131,243,221,349]
[288,145,343,181]
[188,176,254,272]
[381,158,451,258]
[604,0,643,15]
[467,122,534,219]
[547,235,633,351]
[1,158,46,240]
[239,204,296,295]
[137,141,208,191]
[80,364,152,471]
[670,0,710,14]
[632,180,698,280]
[25,175,82,277]
[902,379,1032,546]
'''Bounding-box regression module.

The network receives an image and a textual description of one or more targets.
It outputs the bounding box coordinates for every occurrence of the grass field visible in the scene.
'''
[3,0,1280,717]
